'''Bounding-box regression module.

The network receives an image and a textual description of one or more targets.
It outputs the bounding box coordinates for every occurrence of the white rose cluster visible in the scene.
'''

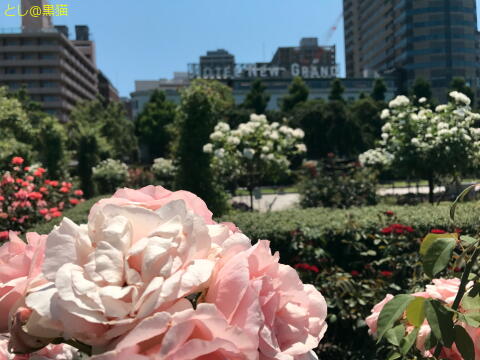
[203,114,307,183]
[151,157,177,180]
[360,92,480,171]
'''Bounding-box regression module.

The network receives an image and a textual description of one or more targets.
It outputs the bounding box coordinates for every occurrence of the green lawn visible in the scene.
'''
[235,186,298,196]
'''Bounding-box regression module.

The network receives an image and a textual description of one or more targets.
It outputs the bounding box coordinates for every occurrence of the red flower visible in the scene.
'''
[59,186,69,193]
[0,196,4,202]
[27,192,43,200]
[431,229,446,234]
[74,189,83,196]
[385,210,394,216]
[49,181,59,187]
[0,231,9,241]
[294,263,319,273]
[33,170,43,177]
[49,207,58,213]
[380,226,392,235]
[350,270,360,277]
[39,187,48,193]
[51,211,62,218]
[404,226,414,233]
[39,209,48,216]
[380,270,393,277]
[69,198,79,205]
[11,157,24,165]
[24,166,30,171]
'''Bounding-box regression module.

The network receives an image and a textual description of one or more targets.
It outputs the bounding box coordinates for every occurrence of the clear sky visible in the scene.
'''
[1,0,480,97]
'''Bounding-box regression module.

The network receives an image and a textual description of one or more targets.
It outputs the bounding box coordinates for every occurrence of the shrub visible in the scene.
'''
[298,156,378,209]
[92,159,129,195]
[0,157,84,234]
[151,157,177,189]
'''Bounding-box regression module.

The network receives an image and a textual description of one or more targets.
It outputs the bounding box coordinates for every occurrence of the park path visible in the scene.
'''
[232,185,447,212]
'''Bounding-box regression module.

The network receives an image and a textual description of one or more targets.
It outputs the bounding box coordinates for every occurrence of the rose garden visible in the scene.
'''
[2,77,480,360]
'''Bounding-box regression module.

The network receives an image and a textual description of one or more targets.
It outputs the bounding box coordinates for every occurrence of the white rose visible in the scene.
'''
[243,148,255,159]
[203,143,213,153]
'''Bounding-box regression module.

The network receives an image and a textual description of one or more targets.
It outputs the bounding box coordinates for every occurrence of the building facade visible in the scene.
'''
[0,29,99,122]
[343,0,480,101]
[131,38,396,118]
[0,0,117,121]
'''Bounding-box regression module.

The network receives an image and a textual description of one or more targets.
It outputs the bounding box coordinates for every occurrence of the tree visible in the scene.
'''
[411,78,432,103]
[281,76,309,112]
[69,98,138,162]
[37,117,68,179]
[242,79,270,114]
[135,90,177,162]
[77,128,102,198]
[450,77,475,107]
[349,97,383,151]
[174,79,233,215]
[291,100,327,159]
[371,79,387,102]
[329,78,345,102]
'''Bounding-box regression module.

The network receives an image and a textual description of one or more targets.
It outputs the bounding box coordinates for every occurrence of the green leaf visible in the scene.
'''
[424,331,438,350]
[460,236,479,248]
[377,295,415,341]
[424,299,454,347]
[450,184,478,221]
[386,352,402,360]
[460,313,480,327]
[461,294,480,311]
[422,237,456,278]
[454,325,475,360]
[406,297,426,327]
[420,233,457,256]
[385,324,405,347]
[400,327,419,355]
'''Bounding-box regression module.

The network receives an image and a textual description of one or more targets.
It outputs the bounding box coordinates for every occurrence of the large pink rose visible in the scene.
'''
[204,240,327,360]
[0,232,46,332]
[425,278,464,305]
[91,303,259,360]
[0,333,77,360]
[89,186,215,225]
[20,200,250,349]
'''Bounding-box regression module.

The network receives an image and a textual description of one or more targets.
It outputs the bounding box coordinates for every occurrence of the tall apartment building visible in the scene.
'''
[343,0,480,101]
[0,0,117,121]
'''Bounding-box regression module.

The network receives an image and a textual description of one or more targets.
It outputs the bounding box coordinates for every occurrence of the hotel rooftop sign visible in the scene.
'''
[188,63,339,80]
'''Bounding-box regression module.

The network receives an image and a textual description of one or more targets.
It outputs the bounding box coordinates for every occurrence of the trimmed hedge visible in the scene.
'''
[223,202,480,252]
[28,196,106,234]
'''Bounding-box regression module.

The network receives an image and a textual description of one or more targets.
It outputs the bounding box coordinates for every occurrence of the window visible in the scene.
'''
[5,68,17,74]
[22,54,37,60]
[23,68,36,74]
[40,68,57,74]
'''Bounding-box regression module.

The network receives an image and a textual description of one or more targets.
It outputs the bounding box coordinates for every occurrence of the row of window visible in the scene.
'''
[7,81,59,89]
[2,53,58,60]
[1,38,58,46]
[3,67,58,74]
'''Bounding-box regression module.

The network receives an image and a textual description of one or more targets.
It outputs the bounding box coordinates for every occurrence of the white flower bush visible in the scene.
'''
[92,159,129,194]
[204,114,306,199]
[360,91,480,199]
[151,158,177,188]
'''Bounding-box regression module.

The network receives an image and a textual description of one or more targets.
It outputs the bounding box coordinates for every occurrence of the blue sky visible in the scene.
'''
[1,0,480,96]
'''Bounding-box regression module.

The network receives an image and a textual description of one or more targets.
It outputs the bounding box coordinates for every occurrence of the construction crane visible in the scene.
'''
[324,12,343,44]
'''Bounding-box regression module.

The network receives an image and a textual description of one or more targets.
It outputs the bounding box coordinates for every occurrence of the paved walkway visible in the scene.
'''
[232,185,450,212]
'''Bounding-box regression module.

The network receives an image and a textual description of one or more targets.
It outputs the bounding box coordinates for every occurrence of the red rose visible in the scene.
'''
[385,210,394,216]
[351,270,360,277]
[39,209,48,216]
[380,270,393,277]
[74,190,83,196]
[11,157,24,165]
[69,198,79,205]
[59,187,69,193]
[49,181,59,187]
[0,231,9,241]
[51,211,62,218]
[431,229,446,234]
[380,227,392,235]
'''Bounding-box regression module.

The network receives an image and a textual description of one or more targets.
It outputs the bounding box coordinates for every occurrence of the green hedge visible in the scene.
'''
[28,196,106,234]
[223,202,480,252]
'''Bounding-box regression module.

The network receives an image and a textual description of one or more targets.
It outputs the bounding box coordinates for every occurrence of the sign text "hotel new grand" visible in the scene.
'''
[188,63,339,80]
